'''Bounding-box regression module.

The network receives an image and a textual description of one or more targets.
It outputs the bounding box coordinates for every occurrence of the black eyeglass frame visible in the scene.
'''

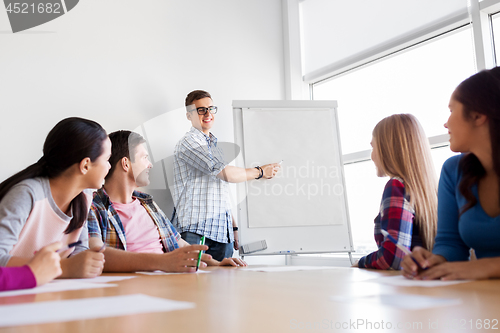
[195,106,218,115]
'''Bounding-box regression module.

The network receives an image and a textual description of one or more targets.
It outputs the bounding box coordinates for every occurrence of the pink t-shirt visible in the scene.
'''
[111,199,163,254]
[3,178,90,262]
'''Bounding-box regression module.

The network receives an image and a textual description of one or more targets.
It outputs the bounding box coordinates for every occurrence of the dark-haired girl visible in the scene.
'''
[0,117,110,278]
[402,67,500,280]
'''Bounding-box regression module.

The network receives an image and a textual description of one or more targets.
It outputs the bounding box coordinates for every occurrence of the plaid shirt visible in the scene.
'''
[172,127,233,244]
[87,187,181,252]
[358,178,422,270]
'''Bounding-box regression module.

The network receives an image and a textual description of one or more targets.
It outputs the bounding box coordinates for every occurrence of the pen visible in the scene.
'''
[196,236,205,272]
[97,243,106,252]
[56,240,82,253]
[380,230,426,270]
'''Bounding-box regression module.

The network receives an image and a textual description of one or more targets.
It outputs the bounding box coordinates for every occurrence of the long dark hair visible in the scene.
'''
[453,67,500,213]
[0,117,108,234]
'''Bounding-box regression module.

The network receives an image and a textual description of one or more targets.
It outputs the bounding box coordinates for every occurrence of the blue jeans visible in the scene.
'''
[181,232,233,262]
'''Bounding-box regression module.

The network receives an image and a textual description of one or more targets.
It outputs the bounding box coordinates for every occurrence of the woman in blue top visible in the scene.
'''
[402,67,500,280]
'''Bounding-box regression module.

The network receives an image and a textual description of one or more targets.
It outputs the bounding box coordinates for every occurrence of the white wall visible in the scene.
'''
[0,0,285,182]
[0,0,287,265]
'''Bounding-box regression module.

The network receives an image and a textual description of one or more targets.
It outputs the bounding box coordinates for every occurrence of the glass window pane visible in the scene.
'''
[344,160,386,254]
[345,146,458,255]
[313,27,476,155]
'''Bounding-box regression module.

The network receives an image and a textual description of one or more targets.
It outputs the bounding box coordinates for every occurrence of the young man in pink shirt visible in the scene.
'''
[87,131,246,272]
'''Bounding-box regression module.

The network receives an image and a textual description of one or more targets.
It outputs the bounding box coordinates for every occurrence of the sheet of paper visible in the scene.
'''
[136,270,210,275]
[52,276,136,284]
[331,294,462,310]
[0,294,195,327]
[370,275,471,287]
[0,280,116,298]
[241,266,337,272]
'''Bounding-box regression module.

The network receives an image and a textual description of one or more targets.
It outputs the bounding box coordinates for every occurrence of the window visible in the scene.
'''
[312,27,474,254]
[492,11,500,65]
[313,27,475,155]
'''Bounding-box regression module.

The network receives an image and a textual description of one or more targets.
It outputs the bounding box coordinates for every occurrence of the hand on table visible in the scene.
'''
[60,246,105,278]
[162,245,211,273]
[401,246,445,279]
[219,257,248,267]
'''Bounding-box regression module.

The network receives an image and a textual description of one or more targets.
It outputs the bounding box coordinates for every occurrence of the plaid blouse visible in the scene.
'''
[87,188,181,252]
[358,178,422,270]
[172,127,233,244]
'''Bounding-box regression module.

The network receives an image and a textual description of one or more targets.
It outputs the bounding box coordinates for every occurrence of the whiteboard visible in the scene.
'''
[233,100,353,256]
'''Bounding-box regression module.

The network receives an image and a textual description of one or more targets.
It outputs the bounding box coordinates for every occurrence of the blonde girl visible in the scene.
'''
[357,114,437,270]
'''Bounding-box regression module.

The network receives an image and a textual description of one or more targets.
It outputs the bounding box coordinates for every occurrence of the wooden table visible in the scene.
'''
[0,267,499,333]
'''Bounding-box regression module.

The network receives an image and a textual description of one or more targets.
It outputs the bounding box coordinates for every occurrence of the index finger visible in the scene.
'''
[401,254,419,277]
[42,241,63,252]
[183,244,209,252]
[187,253,212,265]
[410,248,431,269]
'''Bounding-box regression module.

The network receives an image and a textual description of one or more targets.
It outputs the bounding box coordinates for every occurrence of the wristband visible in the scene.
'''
[255,166,263,180]
[233,227,239,231]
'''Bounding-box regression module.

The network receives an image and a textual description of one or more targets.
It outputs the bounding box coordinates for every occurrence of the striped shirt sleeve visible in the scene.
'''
[87,205,103,239]
[177,139,226,176]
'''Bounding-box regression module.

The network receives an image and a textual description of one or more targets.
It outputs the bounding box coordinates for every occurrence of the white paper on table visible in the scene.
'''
[52,276,136,284]
[331,293,462,310]
[136,270,211,275]
[0,280,116,298]
[241,266,337,272]
[0,293,195,327]
[370,275,471,287]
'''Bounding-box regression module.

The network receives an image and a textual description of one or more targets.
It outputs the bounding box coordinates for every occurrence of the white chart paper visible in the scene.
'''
[331,293,462,310]
[241,266,337,272]
[0,294,195,327]
[136,270,211,275]
[242,109,345,228]
[0,280,116,298]
[52,276,136,284]
[371,275,471,287]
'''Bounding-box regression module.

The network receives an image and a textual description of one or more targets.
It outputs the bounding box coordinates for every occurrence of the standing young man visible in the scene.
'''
[87,130,245,273]
[172,90,280,261]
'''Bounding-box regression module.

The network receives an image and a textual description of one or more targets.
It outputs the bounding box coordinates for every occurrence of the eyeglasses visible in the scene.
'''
[195,106,218,115]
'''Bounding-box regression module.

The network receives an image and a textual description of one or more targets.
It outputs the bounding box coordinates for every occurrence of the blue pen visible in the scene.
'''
[56,240,82,253]
[380,230,427,270]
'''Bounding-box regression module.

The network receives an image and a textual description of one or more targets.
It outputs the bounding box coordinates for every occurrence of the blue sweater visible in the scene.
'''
[433,154,500,261]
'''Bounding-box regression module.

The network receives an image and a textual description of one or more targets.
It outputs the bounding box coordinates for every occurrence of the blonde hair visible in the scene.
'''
[372,114,438,250]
